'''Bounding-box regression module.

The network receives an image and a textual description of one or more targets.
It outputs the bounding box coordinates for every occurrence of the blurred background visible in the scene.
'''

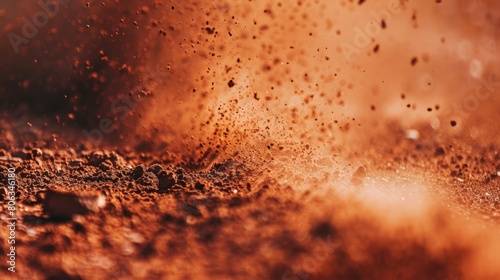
[0,1,499,279]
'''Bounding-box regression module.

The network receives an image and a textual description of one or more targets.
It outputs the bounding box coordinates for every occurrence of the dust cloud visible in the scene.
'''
[1,0,499,278]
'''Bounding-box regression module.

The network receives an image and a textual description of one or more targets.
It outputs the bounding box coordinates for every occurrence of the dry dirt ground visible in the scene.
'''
[0,1,499,280]
[0,113,498,280]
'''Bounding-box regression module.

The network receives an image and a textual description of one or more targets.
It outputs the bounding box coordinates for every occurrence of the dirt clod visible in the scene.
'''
[351,165,367,186]
[158,170,177,191]
[131,165,145,180]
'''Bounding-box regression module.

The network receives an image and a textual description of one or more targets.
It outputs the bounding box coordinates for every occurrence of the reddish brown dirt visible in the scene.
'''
[0,1,499,279]
[0,113,499,280]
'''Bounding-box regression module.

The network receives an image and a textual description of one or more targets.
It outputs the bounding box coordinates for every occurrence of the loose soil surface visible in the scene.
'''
[0,1,499,280]
[0,113,498,280]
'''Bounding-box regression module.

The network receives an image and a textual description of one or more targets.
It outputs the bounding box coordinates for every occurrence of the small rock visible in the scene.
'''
[352,165,367,178]
[482,175,491,184]
[32,148,43,157]
[69,159,83,167]
[131,165,145,180]
[351,165,367,186]
[194,182,205,192]
[89,151,105,166]
[434,146,445,156]
[99,160,112,171]
[158,170,177,191]
[176,168,185,176]
[108,151,127,167]
[43,189,106,219]
[140,6,150,14]
[146,163,163,176]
